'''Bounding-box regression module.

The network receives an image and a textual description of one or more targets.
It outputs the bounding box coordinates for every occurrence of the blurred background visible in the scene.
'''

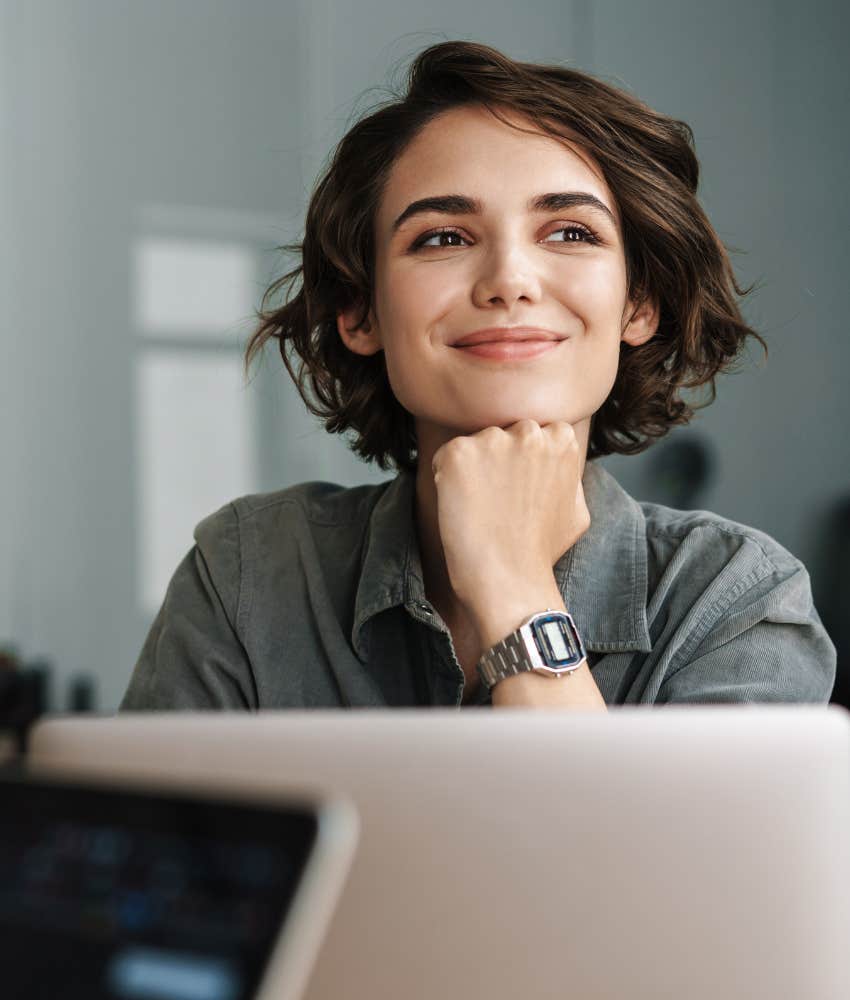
[1,0,847,716]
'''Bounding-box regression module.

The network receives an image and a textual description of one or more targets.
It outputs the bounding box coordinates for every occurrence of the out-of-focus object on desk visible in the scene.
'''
[0,644,100,764]
[28,706,850,1000]
[67,673,97,713]
[0,647,49,760]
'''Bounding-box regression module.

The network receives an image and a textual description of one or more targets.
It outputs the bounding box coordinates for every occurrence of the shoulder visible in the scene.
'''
[639,499,804,588]
[183,478,394,634]
[637,498,829,663]
[193,478,391,547]
[633,500,834,703]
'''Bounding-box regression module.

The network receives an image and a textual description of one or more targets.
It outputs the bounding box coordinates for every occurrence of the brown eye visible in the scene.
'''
[543,225,599,244]
[412,229,467,250]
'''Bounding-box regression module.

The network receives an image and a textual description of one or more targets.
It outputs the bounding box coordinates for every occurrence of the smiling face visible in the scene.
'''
[337,103,659,461]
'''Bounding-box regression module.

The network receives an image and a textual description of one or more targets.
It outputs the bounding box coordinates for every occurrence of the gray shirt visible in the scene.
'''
[120,460,836,710]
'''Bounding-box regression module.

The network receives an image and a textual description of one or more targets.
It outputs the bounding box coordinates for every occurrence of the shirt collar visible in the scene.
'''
[351,459,651,661]
[554,460,652,653]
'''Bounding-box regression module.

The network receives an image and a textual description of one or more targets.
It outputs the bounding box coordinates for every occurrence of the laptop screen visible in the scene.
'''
[0,771,319,1000]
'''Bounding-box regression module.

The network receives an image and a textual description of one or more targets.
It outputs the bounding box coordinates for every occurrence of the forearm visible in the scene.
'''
[467,575,607,711]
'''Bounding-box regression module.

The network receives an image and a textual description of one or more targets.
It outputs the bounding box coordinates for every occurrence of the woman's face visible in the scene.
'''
[338,104,658,456]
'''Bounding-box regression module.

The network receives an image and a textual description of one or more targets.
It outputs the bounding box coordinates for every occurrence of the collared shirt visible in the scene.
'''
[119,460,836,711]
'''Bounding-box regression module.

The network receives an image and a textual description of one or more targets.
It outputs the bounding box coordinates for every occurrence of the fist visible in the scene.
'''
[430,419,590,612]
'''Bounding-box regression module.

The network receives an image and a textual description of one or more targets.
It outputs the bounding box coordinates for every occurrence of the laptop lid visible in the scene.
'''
[0,766,357,1000]
[28,706,850,1000]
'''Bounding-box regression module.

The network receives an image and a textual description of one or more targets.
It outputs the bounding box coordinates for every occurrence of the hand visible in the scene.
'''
[430,419,590,628]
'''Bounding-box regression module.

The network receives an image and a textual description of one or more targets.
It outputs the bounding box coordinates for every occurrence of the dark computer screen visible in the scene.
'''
[0,771,318,1000]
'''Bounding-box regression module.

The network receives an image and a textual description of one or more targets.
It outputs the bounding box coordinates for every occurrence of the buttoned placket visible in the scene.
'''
[403,600,468,706]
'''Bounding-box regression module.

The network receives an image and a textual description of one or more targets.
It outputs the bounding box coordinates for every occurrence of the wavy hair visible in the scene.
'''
[244,40,767,472]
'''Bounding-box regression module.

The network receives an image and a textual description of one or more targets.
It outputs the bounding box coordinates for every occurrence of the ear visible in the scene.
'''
[620,293,660,348]
[336,303,383,357]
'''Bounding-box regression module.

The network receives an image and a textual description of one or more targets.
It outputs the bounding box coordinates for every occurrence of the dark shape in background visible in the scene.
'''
[645,434,716,510]
[811,495,850,708]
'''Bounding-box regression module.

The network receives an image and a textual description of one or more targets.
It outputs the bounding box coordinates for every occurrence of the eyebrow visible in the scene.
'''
[391,191,618,235]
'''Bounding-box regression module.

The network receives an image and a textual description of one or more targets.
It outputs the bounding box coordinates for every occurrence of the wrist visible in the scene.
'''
[491,661,606,710]
[466,581,567,655]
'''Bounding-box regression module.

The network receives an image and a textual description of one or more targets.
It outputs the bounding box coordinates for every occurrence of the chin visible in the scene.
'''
[413,400,589,444]
[462,410,571,432]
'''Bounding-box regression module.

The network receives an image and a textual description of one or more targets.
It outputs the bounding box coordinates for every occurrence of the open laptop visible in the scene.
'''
[28,706,850,1000]
[0,764,357,1000]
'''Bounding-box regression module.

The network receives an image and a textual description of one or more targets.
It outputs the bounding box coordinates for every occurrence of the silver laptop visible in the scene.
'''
[0,763,357,1000]
[28,705,850,1000]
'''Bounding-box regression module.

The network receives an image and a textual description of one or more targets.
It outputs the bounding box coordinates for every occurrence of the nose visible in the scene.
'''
[470,239,544,310]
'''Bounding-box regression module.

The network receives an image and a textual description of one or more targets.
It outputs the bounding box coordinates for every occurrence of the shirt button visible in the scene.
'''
[417,603,433,615]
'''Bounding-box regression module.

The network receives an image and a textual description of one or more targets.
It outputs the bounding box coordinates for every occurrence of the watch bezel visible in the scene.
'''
[523,611,586,676]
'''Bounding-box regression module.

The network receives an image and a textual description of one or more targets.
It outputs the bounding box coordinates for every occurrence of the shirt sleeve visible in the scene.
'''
[655,544,836,705]
[120,503,258,711]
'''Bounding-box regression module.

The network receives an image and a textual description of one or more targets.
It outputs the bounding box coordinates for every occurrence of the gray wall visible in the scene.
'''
[2,1,847,711]
[587,0,850,620]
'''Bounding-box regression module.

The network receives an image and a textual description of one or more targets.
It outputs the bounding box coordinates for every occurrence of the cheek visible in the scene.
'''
[382,346,414,406]
[392,267,456,329]
[376,268,454,388]
[558,257,627,324]
[373,319,426,415]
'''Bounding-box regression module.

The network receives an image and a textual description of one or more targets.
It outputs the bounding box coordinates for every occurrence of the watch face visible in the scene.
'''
[531,614,583,668]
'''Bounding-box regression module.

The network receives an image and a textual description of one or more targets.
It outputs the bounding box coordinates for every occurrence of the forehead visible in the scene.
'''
[378,104,618,231]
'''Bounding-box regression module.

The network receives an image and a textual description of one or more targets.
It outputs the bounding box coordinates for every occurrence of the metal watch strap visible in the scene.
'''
[477,628,540,690]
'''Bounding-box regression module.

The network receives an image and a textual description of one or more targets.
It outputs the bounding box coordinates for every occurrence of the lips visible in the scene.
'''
[453,340,562,361]
[451,326,565,347]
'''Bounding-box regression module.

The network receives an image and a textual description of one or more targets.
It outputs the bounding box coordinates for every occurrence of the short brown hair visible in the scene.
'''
[244,40,766,472]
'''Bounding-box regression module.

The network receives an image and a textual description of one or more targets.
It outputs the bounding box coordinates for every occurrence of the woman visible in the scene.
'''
[120,40,835,711]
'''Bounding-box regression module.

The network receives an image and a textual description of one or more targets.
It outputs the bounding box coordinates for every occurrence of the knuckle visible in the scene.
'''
[563,435,580,455]
[515,418,541,436]
[443,437,466,461]
[479,425,502,441]
[550,421,576,442]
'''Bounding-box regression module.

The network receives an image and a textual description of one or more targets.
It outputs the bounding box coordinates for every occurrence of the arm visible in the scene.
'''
[429,419,606,710]
[120,504,258,711]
